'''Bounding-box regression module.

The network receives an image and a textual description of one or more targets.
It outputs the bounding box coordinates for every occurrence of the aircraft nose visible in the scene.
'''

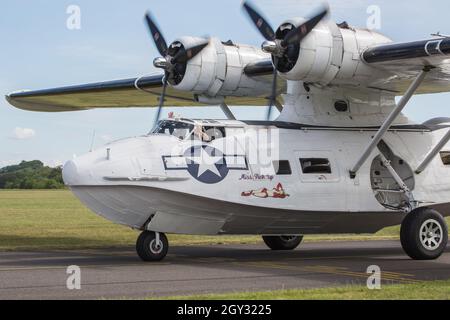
[62,160,79,186]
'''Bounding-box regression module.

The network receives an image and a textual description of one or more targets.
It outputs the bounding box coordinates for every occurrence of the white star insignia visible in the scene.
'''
[187,147,223,178]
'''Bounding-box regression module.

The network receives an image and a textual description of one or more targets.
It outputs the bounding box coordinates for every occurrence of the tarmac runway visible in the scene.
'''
[0,240,449,300]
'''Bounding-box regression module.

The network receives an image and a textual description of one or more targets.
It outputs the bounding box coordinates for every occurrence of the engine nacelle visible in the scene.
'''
[169,37,272,100]
[274,19,392,86]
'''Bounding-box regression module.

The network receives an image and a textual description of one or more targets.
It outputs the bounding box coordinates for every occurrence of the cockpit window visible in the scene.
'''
[191,126,226,142]
[151,120,194,140]
[151,120,226,142]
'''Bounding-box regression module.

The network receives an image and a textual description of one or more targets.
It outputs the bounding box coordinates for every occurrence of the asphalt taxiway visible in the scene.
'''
[0,240,449,299]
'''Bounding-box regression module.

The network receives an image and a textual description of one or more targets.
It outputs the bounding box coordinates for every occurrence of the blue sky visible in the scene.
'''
[1,0,450,167]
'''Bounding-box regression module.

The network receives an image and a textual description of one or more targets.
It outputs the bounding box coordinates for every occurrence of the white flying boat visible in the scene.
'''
[6,2,450,261]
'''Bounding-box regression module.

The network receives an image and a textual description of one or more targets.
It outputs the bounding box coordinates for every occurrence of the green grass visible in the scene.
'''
[0,190,262,251]
[0,189,445,251]
[155,280,450,300]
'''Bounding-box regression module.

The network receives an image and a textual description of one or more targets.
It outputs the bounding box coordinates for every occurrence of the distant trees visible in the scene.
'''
[0,160,65,189]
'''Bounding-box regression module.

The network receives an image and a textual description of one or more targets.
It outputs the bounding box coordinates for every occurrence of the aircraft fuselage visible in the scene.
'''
[63,119,450,236]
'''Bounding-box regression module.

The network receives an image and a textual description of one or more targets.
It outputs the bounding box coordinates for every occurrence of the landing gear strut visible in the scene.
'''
[401,208,448,260]
[136,231,169,261]
[262,235,303,251]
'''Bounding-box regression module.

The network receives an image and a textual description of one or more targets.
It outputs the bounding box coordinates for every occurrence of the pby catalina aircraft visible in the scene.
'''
[6,2,450,262]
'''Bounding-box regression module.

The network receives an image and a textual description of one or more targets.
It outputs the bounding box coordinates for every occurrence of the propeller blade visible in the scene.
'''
[281,7,329,47]
[153,73,169,127]
[171,40,210,64]
[145,12,169,56]
[242,1,276,41]
[267,57,279,120]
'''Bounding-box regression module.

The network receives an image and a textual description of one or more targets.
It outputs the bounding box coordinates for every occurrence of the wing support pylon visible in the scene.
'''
[415,129,450,174]
[219,103,236,120]
[349,66,433,178]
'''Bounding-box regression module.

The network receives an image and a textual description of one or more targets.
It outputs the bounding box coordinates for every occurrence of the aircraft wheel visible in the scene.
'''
[400,208,448,260]
[136,231,169,262]
[262,235,303,251]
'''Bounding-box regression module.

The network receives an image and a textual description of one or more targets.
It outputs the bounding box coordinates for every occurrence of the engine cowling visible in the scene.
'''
[168,37,272,100]
[273,19,392,86]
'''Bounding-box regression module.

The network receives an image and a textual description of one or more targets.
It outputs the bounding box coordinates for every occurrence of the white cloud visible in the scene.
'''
[10,127,36,140]
[0,160,18,168]
[45,159,63,167]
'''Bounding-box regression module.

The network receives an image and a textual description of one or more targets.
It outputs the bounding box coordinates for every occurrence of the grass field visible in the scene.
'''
[0,190,261,251]
[0,189,444,251]
[156,280,450,300]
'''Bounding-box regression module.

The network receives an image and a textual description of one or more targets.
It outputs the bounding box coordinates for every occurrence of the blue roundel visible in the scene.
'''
[184,145,229,184]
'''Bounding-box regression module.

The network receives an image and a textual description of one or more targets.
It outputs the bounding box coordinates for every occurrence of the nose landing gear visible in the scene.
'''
[136,231,169,262]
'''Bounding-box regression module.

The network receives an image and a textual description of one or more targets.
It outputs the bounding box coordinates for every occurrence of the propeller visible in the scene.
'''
[144,12,210,127]
[242,1,329,120]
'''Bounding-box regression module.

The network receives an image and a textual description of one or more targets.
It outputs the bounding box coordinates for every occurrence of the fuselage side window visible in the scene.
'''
[300,158,332,174]
[273,160,292,175]
[441,152,450,165]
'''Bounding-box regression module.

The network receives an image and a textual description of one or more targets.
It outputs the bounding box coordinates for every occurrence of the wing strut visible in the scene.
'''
[274,100,283,113]
[349,66,433,178]
[220,103,236,120]
[415,129,450,174]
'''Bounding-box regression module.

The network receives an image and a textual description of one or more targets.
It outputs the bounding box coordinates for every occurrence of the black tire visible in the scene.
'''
[262,236,303,251]
[136,231,169,262]
[400,208,448,260]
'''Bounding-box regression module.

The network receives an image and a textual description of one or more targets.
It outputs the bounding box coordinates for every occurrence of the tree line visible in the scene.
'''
[0,160,65,189]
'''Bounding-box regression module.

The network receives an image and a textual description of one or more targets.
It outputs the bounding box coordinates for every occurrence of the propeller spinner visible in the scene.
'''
[144,12,210,126]
[242,1,329,120]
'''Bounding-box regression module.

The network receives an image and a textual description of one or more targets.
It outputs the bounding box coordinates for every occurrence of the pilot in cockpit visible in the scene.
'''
[193,124,211,142]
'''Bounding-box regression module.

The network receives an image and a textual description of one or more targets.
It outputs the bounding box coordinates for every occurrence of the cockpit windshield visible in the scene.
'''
[151,119,227,142]
[151,120,194,140]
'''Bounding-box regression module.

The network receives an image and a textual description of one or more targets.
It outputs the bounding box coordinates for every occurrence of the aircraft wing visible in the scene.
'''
[362,37,450,94]
[5,61,279,112]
